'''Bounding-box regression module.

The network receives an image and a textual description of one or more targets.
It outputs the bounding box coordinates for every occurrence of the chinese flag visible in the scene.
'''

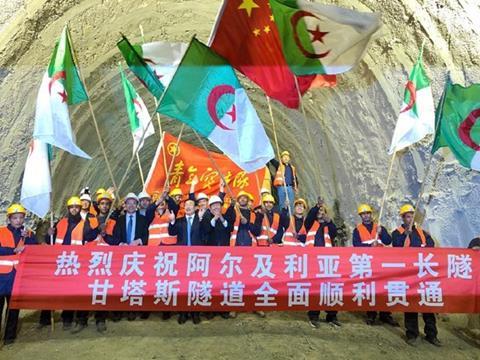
[145,132,271,203]
[209,0,336,109]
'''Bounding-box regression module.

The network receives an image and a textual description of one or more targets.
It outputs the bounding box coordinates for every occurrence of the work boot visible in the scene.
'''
[162,312,172,320]
[70,322,87,334]
[140,312,150,320]
[366,318,375,326]
[406,337,420,347]
[220,312,230,319]
[178,313,188,325]
[309,319,320,329]
[327,319,342,327]
[425,337,442,347]
[204,312,215,320]
[127,312,137,321]
[380,315,399,327]
[254,311,266,318]
[3,338,15,346]
[96,321,107,333]
[192,313,201,325]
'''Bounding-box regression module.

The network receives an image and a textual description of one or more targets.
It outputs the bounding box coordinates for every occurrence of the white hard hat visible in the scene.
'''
[197,192,208,201]
[137,191,151,200]
[80,194,92,202]
[208,195,223,206]
[124,192,139,202]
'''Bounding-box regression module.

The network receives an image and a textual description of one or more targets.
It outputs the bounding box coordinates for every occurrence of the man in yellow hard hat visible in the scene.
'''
[229,191,262,247]
[283,198,308,247]
[0,204,37,345]
[254,194,289,246]
[352,204,398,327]
[270,150,298,210]
[45,196,99,333]
[392,204,439,347]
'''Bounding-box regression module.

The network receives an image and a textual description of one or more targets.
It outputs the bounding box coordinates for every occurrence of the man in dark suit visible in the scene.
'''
[112,193,149,321]
[112,193,149,246]
[168,199,207,324]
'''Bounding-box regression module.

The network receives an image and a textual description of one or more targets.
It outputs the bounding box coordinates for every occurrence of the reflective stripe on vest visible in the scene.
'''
[397,226,427,247]
[356,223,382,245]
[230,209,256,247]
[257,213,280,247]
[273,163,296,188]
[306,222,332,247]
[55,218,85,246]
[149,212,177,246]
[0,226,21,273]
[283,216,306,246]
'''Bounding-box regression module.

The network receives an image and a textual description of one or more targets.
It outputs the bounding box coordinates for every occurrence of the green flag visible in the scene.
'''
[269,0,382,75]
[117,35,165,98]
[119,66,154,153]
[432,78,480,170]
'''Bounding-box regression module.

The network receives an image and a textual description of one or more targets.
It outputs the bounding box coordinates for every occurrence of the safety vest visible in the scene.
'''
[306,222,332,247]
[356,223,383,246]
[0,227,22,274]
[283,216,307,246]
[257,213,280,247]
[230,208,257,247]
[55,218,85,246]
[87,217,115,247]
[397,225,427,247]
[148,212,177,246]
[273,163,296,188]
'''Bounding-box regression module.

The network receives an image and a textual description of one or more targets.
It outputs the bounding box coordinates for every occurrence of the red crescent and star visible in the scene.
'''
[291,10,330,59]
[207,85,237,131]
[49,70,68,103]
[400,80,417,113]
[143,57,164,81]
[458,108,480,151]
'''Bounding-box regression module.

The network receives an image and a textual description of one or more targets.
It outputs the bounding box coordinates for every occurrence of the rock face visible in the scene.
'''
[0,0,479,247]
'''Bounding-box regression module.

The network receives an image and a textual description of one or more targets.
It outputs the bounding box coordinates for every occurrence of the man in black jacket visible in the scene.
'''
[202,195,235,247]
[168,199,207,324]
[112,193,149,246]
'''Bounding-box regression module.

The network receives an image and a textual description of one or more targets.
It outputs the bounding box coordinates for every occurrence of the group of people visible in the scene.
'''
[1,150,477,347]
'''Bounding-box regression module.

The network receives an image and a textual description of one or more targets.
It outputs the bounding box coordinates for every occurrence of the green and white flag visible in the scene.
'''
[117,36,186,98]
[158,38,274,173]
[270,0,382,75]
[120,66,154,153]
[388,50,435,154]
[33,26,90,159]
[432,79,480,170]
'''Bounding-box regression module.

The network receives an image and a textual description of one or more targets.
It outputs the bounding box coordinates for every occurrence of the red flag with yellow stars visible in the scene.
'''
[209,0,336,109]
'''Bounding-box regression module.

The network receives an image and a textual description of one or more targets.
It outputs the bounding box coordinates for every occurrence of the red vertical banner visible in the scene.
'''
[11,246,480,313]
[145,132,271,203]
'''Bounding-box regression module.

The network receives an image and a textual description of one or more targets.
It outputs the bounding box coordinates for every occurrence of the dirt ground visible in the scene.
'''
[1,311,478,359]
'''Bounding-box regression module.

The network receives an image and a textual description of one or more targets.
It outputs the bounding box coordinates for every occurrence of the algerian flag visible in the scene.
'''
[270,0,382,75]
[33,26,91,159]
[388,49,435,154]
[20,140,52,218]
[432,78,480,170]
[117,36,187,98]
[120,66,154,153]
[158,38,274,173]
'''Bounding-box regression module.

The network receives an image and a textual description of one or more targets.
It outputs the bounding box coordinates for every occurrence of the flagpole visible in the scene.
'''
[254,171,272,244]
[136,151,145,188]
[266,95,293,219]
[162,124,185,193]
[66,28,119,197]
[375,152,396,242]
[139,24,169,175]
[192,130,249,223]
[48,152,55,332]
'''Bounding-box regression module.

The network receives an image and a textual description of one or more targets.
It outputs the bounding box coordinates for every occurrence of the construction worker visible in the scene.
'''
[0,204,37,345]
[282,199,308,246]
[148,199,177,246]
[229,191,262,247]
[353,204,398,327]
[270,150,298,211]
[137,191,152,217]
[167,187,185,218]
[304,200,341,328]
[392,204,440,347]
[254,194,288,246]
[45,196,99,333]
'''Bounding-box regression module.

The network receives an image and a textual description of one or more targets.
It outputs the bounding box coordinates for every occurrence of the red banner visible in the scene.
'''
[145,132,270,202]
[11,246,480,313]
